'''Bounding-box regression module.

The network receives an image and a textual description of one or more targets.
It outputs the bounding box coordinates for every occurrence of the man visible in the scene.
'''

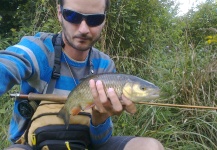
[2,0,164,149]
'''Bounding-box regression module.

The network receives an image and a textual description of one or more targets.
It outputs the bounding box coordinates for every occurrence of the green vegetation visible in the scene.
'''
[0,0,217,149]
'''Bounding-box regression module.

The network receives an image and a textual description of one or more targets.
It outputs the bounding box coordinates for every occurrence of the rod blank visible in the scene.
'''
[138,102,217,110]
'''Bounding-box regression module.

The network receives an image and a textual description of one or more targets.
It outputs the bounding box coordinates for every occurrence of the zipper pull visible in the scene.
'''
[65,141,71,150]
[90,61,94,74]
[31,134,36,146]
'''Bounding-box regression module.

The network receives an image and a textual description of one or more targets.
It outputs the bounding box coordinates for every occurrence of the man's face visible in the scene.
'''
[58,0,106,51]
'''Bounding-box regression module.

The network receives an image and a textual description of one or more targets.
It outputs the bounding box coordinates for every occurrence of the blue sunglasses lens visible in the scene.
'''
[85,14,105,27]
[62,9,105,27]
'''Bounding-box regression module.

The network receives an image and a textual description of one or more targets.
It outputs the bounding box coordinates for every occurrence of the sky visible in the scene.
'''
[176,0,207,15]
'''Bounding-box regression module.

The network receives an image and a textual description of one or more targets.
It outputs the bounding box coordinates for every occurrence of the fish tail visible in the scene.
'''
[57,106,70,128]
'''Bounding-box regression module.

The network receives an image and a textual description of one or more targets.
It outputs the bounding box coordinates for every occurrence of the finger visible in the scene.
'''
[122,95,137,114]
[89,79,106,113]
[96,80,108,104]
[107,88,123,115]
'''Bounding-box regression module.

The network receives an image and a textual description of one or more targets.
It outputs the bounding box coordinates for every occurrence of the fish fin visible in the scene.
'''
[71,106,82,116]
[57,106,70,128]
[83,102,95,110]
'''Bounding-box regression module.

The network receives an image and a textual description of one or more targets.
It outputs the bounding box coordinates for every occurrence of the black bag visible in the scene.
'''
[32,124,90,150]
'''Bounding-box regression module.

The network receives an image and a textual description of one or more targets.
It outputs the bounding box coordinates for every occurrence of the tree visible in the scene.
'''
[0,0,33,37]
[185,0,217,45]
[101,0,178,57]
[0,0,59,48]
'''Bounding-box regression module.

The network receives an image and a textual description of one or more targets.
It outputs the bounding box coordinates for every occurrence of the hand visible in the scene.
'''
[89,79,137,126]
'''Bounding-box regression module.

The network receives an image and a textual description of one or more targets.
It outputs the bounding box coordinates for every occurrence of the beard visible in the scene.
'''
[61,20,101,52]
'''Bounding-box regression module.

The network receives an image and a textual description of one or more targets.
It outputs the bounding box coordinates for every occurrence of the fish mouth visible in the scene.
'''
[124,89,160,103]
[148,89,160,98]
[136,89,160,102]
[148,93,160,99]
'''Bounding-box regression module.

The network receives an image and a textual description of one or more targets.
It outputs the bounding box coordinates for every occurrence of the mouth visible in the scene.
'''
[149,89,160,99]
[75,36,91,41]
[77,37,89,41]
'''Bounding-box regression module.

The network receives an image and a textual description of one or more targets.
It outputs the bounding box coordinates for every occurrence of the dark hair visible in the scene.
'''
[58,0,110,11]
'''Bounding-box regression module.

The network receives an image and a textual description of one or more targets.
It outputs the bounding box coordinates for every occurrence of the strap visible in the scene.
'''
[51,33,64,79]
[46,33,64,94]
[39,32,64,79]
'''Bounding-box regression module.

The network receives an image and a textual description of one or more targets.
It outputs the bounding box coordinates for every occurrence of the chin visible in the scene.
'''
[75,46,91,52]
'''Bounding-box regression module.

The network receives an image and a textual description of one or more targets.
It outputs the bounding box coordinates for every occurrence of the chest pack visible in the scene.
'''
[16,33,92,150]
[24,102,92,150]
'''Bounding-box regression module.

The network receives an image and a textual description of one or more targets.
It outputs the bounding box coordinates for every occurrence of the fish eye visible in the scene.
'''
[140,87,146,90]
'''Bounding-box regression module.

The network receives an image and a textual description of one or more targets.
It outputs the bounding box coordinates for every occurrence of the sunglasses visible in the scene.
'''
[61,7,106,27]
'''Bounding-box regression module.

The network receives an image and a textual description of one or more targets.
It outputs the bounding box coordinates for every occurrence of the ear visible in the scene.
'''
[57,5,62,22]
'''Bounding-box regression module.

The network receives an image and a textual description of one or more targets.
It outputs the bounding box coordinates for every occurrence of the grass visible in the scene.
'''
[110,43,217,149]
[0,86,20,148]
[0,92,14,148]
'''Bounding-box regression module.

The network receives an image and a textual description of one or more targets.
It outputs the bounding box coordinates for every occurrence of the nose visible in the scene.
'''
[78,20,90,35]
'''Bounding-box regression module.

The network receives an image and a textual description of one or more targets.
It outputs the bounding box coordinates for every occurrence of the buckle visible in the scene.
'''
[52,71,60,79]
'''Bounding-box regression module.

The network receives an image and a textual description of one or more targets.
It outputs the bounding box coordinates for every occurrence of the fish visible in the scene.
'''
[58,73,160,126]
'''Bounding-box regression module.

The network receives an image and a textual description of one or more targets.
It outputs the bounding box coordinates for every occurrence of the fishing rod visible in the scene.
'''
[10,93,217,110]
[137,102,217,110]
[10,93,67,103]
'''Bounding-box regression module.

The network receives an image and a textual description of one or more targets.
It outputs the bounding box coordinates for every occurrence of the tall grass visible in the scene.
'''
[0,87,18,148]
[111,41,217,149]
